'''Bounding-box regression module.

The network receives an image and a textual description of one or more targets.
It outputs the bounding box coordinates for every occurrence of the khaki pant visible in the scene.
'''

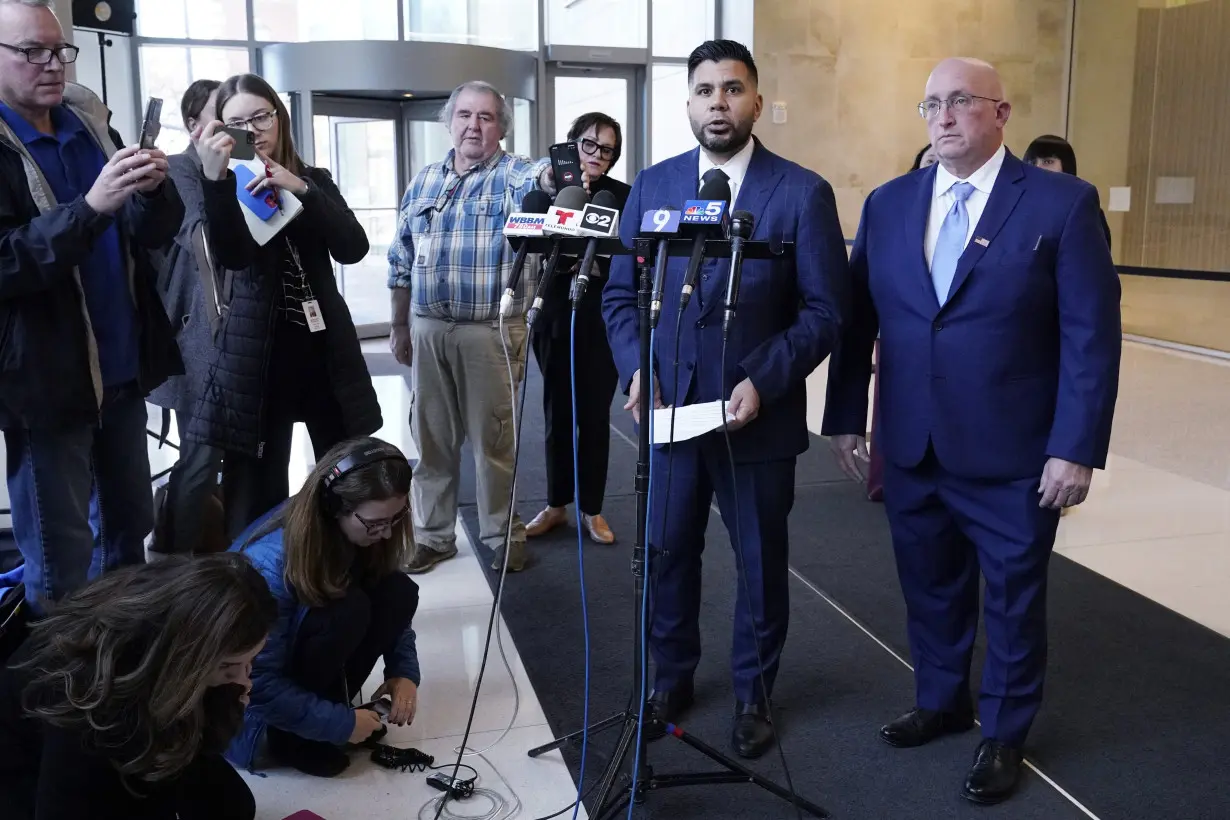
[409,316,527,552]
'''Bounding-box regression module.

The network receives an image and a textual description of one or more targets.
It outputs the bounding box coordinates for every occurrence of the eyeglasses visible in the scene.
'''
[353,504,409,536]
[224,110,277,132]
[578,137,616,161]
[0,42,79,65]
[917,95,1001,119]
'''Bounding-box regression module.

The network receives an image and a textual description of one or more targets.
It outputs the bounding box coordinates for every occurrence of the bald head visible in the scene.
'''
[922,57,1011,178]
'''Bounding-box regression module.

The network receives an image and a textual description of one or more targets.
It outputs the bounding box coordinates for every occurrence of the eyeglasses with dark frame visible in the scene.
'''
[0,42,79,65]
[917,95,1002,120]
[578,137,616,161]
[353,504,410,536]
[225,110,278,132]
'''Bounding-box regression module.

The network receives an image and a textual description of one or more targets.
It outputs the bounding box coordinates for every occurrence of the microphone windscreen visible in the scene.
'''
[591,189,620,209]
[729,209,755,239]
[698,175,732,204]
[555,185,590,210]
[522,189,553,214]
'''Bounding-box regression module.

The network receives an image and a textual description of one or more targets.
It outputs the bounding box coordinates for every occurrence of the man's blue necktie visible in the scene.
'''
[930,182,975,305]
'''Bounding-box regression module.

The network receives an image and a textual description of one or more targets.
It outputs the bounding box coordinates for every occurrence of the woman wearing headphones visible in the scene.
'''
[229,437,419,779]
[0,555,276,820]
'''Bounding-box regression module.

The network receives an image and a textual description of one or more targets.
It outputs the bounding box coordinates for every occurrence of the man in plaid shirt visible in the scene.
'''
[388,80,560,574]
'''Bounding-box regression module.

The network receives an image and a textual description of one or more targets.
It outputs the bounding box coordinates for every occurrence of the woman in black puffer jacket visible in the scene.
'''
[175,73,381,539]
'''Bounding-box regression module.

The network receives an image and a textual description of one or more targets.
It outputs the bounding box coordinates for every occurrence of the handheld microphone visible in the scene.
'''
[722,210,755,337]
[678,175,732,312]
[498,189,553,318]
[639,207,682,329]
[569,189,621,310]
[527,186,589,326]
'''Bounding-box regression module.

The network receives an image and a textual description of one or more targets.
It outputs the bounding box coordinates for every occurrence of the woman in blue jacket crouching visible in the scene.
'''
[227,437,419,778]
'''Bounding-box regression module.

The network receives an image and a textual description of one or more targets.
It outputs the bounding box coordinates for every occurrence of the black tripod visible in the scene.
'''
[527,238,830,819]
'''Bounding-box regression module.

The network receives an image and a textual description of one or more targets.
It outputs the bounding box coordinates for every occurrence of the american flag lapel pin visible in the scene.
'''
[974,237,989,247]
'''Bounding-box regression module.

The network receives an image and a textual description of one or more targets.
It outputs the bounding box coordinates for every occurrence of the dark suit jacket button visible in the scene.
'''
[933,322,943,331]
[696,320,706,328]
[702,274,710,280]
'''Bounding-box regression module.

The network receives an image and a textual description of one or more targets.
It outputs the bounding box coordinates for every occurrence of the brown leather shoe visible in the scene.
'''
[583,514,615,544]
[526,507,567,537]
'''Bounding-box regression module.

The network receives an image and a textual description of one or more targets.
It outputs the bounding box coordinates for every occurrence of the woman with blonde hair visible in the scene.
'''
[0,554,277,820]
[228,437,419,778]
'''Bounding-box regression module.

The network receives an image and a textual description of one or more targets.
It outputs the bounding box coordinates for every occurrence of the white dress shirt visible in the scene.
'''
[698,136,756,209]
[924,143,1006,269]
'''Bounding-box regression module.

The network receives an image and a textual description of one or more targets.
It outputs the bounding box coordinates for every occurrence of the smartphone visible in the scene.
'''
[224,126,256,161]
[232,164,279,221]
[549,141,584,191]
[358,696,392,719]
[138,97,163,150]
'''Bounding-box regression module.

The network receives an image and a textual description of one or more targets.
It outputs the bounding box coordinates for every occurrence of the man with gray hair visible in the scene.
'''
[0,0,184,610]
[388,80,561,574]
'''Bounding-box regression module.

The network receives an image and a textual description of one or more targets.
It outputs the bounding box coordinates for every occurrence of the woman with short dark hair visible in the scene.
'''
[1023,134,1111,250]
[525,112,631,546]
[0,555,277,820]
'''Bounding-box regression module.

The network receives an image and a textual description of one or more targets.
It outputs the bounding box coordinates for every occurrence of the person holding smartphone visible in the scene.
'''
[229,437,420,779]
[177,72,382,541]
[525,113,630,545]
[0,1,184,612]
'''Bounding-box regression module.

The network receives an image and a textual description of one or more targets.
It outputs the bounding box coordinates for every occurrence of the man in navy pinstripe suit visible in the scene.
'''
[602,39,849,759]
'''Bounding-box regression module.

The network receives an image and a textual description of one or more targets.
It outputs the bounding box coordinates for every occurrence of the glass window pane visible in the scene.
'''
[554,76,630,183]
[651,63,693,165]
[547,0,646,48]
[405,0,538,50]
[135,0,248,40]
[139,45,250,157]
[254,0,398,42]
[652,0,713,58]
[720,0,754,47]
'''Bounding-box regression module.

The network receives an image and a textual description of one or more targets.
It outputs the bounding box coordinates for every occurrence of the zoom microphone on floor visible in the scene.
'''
[570,189,621,310]
[499,189,553,318]
[526,185,589,326]
[722,210,755,337]
[678,175,732,312]
[639,206,682,329]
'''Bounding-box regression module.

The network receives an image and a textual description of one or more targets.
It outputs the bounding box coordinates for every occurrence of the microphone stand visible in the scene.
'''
[526,237,830,820]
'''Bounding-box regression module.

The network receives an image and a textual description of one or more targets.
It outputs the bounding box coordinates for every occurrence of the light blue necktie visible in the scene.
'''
[930,182,975,305]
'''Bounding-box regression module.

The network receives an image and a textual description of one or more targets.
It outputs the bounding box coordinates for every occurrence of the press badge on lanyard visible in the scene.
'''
[287,239,326,333]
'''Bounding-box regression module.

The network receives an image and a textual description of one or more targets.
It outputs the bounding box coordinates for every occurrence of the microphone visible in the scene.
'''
[569,189,621,310]
[722,210,754,337]
[637,207,682,329]
[526,186,589,326]
[678,175,732,312]
[498,189,553,318]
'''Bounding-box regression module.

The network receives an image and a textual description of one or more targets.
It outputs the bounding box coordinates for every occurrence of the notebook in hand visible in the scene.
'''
[228,158,304,246]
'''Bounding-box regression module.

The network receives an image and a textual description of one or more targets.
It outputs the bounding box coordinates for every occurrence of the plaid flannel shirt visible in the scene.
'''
[387,148,549,322]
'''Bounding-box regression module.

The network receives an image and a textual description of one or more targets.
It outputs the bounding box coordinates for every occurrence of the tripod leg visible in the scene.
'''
[589,715,643,817]
[666,726,830,818]
[528,711,628,758]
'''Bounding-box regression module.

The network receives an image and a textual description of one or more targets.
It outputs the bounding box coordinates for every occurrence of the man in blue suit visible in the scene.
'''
[603,39,848,759]
[823,58,1121,803]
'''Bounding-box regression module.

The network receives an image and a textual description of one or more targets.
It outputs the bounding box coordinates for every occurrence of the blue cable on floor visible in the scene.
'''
[626,328,656,818]
[569,309,592,820]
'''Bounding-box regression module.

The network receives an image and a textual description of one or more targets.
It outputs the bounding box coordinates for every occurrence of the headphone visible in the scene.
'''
[321,439,408,515]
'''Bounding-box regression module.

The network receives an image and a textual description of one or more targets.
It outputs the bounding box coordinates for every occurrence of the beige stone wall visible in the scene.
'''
[753,0,1072,238]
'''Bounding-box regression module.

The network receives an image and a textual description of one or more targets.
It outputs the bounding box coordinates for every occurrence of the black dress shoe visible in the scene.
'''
[731,701,775,759]
[962,739,1023,804]
[879,707,974,748]
[648,681,695,725]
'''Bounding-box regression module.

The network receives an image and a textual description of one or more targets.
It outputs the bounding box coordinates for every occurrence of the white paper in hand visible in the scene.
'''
[229,158,304,246]
[652,400,737,445]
